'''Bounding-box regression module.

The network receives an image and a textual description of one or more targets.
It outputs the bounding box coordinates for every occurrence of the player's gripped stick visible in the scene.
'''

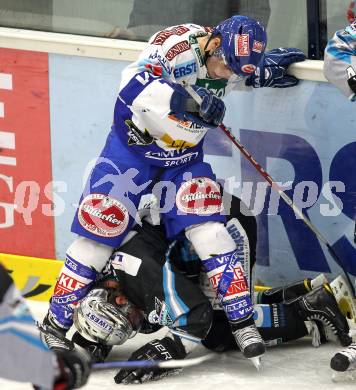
[92,353,215,370]
[184,84,355,297]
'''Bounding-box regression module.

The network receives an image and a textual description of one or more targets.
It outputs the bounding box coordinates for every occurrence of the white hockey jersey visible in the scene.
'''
[113,23,250,167]
[324,21,356,101]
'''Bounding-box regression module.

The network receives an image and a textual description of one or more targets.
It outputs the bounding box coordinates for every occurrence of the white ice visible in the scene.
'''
[0,301,353,390]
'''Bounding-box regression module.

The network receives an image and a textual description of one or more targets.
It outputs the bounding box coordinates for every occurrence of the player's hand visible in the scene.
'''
[246,48,306,88]
[54,349,92,389]
[114,337,186,384]
[192,86,226,126]
[170,84,225,128]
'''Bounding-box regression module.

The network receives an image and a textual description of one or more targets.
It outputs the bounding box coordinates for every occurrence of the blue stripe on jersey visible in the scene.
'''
[326,43,352,64]
[119,71,157,106]
[163,244,189,327]
[0,315,34,325]
[4,329,49,351]
[0,316,49,351]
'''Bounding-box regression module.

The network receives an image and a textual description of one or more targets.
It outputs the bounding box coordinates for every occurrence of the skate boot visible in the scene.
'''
[38,312,74,352]
[231,316,265,369]
[72,331,112,363]
[331,342,356,372]
[293,284,352,347]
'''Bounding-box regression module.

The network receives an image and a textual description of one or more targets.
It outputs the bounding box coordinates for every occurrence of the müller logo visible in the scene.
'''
[78,193,129,237]
[176,177,223,215]
[181,191,221,202]
[82,204,122,225]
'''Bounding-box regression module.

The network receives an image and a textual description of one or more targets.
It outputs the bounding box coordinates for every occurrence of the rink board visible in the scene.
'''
[0,46,355,288]
[0,253,62,301]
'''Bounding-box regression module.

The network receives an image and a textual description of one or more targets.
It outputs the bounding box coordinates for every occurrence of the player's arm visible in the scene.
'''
[118,54,225,128]
[0,264,91,390]
[324,21,356,101]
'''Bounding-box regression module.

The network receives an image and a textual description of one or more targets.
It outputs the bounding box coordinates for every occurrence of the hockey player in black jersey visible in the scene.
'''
[39,194,352,384]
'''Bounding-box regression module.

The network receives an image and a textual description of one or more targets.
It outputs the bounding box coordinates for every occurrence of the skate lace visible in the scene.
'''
[233,325,263,351]
[339,344,356,363]
[306,314,337,335]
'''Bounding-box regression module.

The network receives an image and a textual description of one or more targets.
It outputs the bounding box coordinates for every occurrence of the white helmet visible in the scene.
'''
[73,288,139,346]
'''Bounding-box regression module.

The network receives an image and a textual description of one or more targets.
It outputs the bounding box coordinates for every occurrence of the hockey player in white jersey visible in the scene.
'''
[0,263,91,390]
[324,20,356,101]
[41,15,305,369]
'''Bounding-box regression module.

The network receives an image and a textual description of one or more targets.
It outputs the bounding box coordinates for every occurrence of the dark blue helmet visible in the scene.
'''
[213,15,267,77]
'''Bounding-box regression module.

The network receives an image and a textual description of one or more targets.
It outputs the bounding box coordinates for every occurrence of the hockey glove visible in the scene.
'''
[114,337,186,384]
[170,84,225,128]
[54,349,92,389]
[245,48,306,88]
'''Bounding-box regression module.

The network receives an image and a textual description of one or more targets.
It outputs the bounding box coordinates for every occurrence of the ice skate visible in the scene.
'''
[232,321,265,369]
[38,313,74,352]
[295,284,352,346]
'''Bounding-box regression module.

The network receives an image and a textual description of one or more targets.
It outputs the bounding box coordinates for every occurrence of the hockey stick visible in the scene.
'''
[92,353,215,370]
[184,84,355,296]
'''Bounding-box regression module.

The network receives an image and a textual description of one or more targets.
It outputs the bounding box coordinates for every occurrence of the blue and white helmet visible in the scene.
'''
[213,15,267,77]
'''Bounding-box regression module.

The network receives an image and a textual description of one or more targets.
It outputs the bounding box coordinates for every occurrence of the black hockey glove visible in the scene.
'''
[114,337,187,384]
[54,349,92,389]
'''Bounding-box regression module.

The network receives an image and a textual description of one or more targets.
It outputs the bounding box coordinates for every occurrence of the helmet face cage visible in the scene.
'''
[73,289,135,346]
[213,15,267,77]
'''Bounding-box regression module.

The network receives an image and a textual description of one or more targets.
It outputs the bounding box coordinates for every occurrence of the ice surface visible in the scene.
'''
[0,301,352,390]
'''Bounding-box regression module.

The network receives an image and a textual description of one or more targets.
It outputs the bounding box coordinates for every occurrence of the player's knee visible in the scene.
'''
[67,236,114,272]
[185,221,236,260]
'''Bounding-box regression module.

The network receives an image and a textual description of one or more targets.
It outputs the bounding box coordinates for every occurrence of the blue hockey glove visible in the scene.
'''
[193,85,226,126]
[170,84,225,128]
[245,48,306,88]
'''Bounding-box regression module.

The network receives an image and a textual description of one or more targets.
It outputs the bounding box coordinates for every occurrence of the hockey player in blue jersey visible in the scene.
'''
[324,19,356,101]
[41,15,305,368]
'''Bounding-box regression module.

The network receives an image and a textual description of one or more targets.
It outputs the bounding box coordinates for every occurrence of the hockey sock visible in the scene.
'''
[202,250,254,322]
[49,255,97,329]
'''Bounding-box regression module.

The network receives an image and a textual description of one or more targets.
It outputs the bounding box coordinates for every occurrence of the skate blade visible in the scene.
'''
[332,368,356,383]
[249,355,263,370]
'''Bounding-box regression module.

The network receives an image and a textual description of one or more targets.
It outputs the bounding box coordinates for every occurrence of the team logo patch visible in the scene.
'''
[235,34,250,56]
[78,194,129,237]
[252,40,263,53]
[176,177,223,215]
[148,297,174,326]
[166,40,190,61]
[241,64,256,74]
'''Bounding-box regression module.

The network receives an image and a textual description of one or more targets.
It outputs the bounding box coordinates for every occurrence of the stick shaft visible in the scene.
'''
[92,353,215,370]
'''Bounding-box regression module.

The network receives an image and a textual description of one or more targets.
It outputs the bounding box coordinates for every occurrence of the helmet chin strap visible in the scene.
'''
[203,34,215,64]
[202,33,222,79]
